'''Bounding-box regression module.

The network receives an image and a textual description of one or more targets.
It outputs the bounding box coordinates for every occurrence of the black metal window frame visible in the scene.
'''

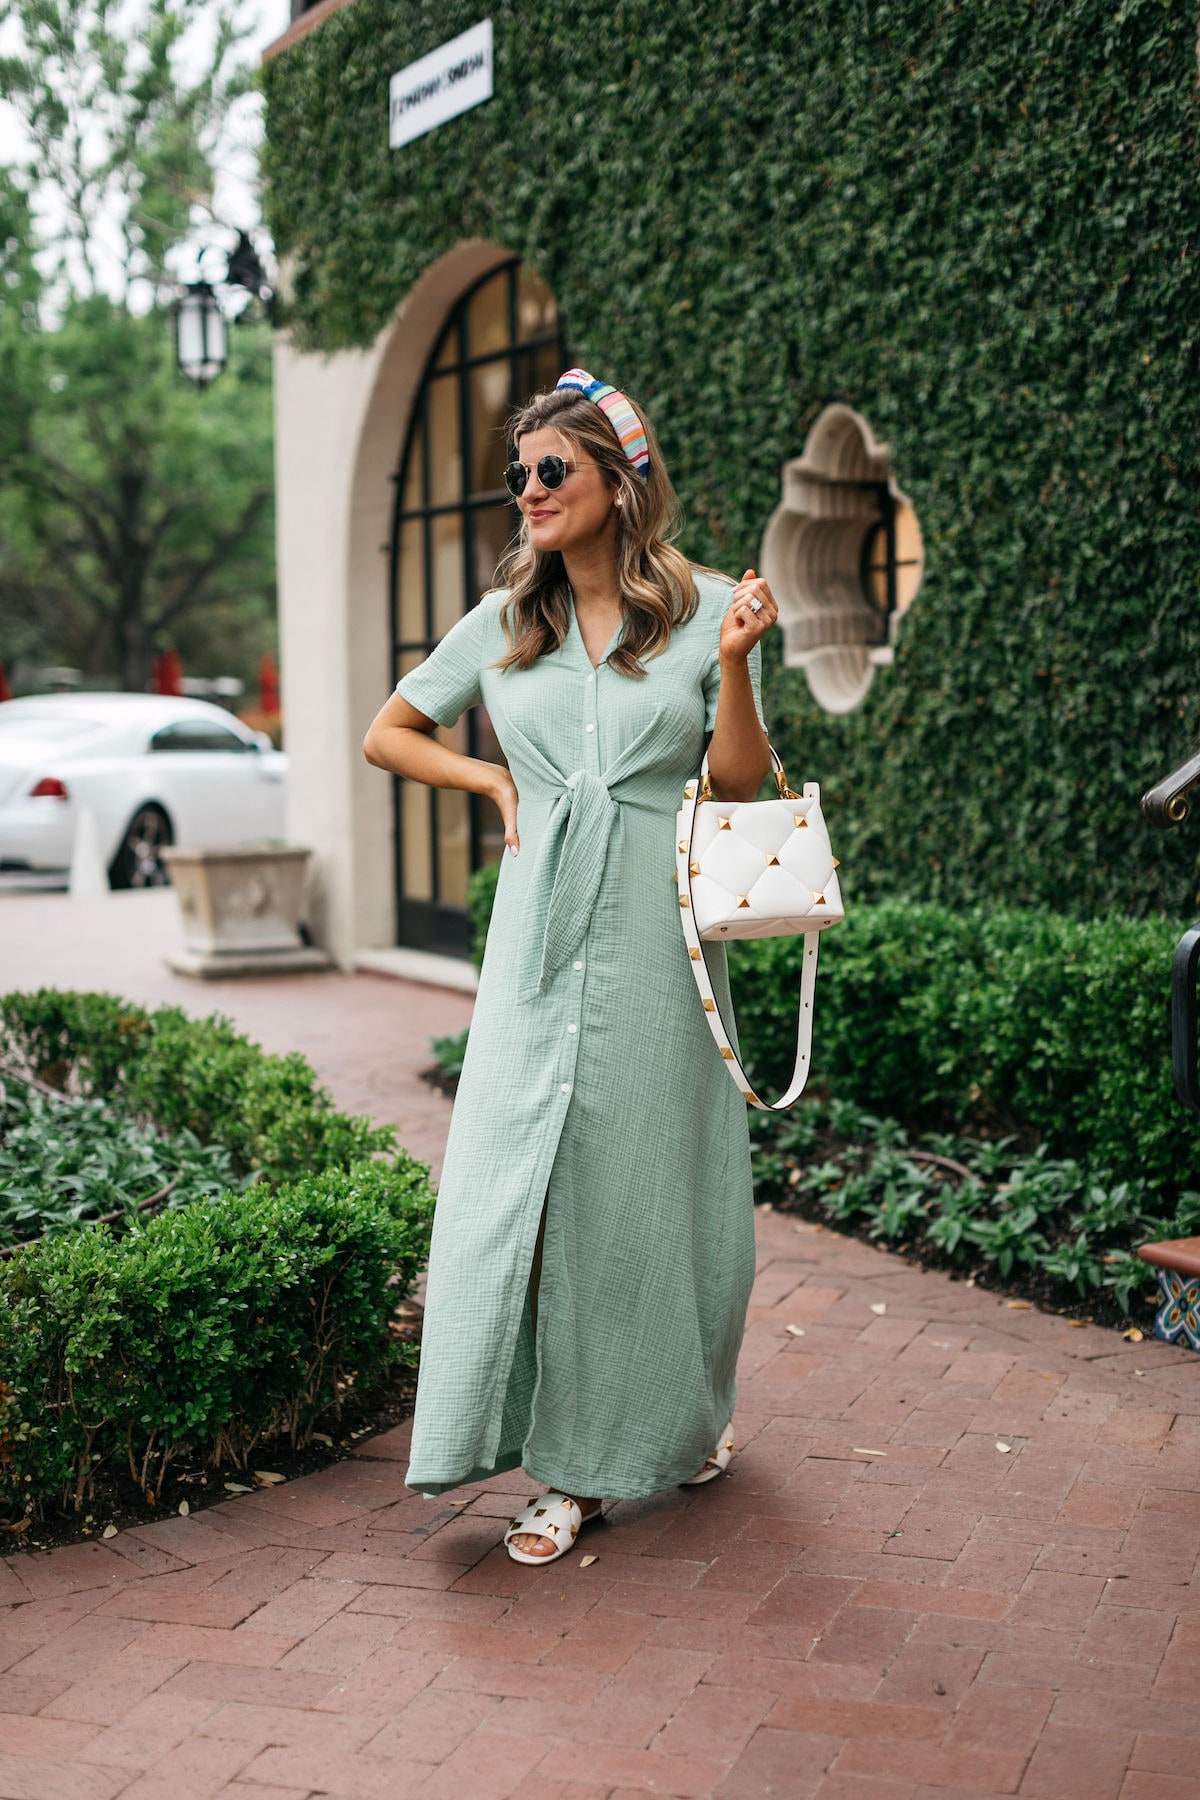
[858,483,921,628]
[387,256,569,956]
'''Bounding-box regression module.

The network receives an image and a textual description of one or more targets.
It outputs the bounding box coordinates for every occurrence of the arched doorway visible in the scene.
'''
[388,259,568,956]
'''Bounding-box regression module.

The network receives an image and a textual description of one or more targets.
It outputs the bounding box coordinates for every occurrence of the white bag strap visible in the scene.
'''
[678,750,822,1112]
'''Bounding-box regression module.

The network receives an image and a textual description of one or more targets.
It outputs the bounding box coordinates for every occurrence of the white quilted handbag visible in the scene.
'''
[676,747,843,1111]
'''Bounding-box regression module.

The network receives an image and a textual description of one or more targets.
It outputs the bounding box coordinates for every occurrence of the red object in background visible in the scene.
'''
[259,653,280,716]
[0,662,11,702]
[151,649,183,696]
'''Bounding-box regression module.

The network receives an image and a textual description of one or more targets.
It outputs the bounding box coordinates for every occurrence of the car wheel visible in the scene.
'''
[108,804,173,889]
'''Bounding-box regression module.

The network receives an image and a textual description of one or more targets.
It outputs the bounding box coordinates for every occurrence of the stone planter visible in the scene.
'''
[162,845,331,978]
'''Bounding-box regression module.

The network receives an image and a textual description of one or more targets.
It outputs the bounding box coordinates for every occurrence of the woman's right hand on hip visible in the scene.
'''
[489,768,520,857]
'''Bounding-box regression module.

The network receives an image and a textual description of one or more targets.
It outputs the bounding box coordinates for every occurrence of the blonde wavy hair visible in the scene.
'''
[493,385,698,678]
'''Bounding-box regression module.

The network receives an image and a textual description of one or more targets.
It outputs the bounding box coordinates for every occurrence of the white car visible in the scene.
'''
[0,694,287,888]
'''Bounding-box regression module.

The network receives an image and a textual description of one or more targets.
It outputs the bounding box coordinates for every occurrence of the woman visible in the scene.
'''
[363,369,778,1564]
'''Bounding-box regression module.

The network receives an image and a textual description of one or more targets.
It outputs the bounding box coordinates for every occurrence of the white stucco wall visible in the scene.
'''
[271,240,514,967]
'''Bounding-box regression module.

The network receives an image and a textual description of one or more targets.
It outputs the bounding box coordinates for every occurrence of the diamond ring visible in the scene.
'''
[749,597,763,614]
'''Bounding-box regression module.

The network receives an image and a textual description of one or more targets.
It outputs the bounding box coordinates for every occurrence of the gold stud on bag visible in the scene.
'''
[676,746,844,1111]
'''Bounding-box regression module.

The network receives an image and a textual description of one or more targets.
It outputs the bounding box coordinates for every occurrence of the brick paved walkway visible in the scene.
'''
[2,894,1199,1798]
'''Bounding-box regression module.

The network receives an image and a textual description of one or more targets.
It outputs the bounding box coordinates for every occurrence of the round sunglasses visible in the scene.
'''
[504,454,572,498]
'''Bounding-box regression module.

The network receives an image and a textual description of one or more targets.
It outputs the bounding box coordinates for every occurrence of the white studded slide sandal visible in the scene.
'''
[680,1423,734,1486]
[504,1491,601,1565]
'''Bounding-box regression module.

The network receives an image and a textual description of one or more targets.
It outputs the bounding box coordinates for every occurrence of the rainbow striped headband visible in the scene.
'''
[555,368,650,478]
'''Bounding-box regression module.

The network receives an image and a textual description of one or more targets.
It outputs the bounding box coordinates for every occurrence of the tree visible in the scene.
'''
[0,302,275,687]
[0,0,275,692]
[0,171,51,670]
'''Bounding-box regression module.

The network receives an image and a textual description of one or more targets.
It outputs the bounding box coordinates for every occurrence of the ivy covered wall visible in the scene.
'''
[261,0,1200,918]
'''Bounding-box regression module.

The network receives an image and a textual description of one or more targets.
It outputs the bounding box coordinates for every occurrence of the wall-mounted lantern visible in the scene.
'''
[173,232,275,390]
[175,281,228,387]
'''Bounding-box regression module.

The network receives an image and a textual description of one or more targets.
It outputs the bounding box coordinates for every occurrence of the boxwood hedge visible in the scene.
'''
[0,988,395,1181]
[465,876,1196,1192]
[0,1162,433,1517]
[0,991,436,1521]
[728,901,1192,1190]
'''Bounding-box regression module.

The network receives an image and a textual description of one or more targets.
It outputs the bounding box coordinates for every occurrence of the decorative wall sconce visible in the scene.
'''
[174,232,276,389]
[761,404,923,714]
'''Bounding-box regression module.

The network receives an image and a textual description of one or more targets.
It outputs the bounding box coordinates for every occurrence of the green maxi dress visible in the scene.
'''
[397,569,761,1499]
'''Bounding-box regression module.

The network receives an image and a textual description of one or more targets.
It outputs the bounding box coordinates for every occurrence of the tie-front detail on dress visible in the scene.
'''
[395,572,762,1499]
[509,711,691,1001]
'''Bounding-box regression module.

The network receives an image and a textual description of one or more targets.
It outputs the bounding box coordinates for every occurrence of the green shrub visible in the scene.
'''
[0,1158,435,1519]
[729,902,1191,1191]
[430,1029,469,1082]
[468,877,1191,1191]
[120,1008,394,1181]
[0,992,396,1183]
[0,990,152,1095]
[729,906,979,1118]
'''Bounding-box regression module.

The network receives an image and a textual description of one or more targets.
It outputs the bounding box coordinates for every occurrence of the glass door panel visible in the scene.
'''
[474,501,516,598]
[533,339,564,394]
[397,522,425,643]
[390,257,567,958]
[400,783,433,901]
[436,784,471,907]
[470,358,512,494]
[432,513,463,641]
[518,267,557,335]
[473,705,507,869]
[467,269,510,359]
[427,373,461,509]
[402,422,424,513]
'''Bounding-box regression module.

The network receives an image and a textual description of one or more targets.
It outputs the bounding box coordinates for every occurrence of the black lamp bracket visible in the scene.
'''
[1141,749,1200,830]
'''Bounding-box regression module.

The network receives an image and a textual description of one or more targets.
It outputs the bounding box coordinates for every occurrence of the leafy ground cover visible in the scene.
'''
[749,1099,1175,1332]
[428,1030,469,1090]
[0,1076,246,1251]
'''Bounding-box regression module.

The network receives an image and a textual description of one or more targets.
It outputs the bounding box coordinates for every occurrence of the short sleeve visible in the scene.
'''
[394,602,490,727]
[703,639,766,734]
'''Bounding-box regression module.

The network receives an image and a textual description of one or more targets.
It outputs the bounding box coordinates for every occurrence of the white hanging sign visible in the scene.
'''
[389,21,494,151]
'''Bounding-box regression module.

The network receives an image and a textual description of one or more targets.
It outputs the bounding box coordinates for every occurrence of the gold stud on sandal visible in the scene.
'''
[504,1492,602,1565]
